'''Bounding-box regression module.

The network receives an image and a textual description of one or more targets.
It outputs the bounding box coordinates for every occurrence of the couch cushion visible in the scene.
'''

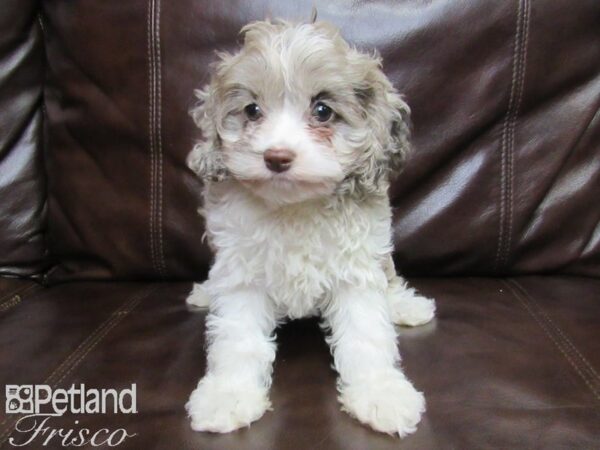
[40,0,600,282]
[0,0,47,277]
[1,277,598,448]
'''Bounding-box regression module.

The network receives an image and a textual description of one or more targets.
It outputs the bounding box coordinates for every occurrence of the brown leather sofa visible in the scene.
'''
[1,1,599,448]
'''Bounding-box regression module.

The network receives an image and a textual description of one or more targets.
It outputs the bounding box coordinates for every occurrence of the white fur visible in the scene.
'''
[186,282,210,308]
[187,374,271,433]
[339,371,426,437]
[185,18,435,438]
[186,183,435,436]
[388,277,436,327]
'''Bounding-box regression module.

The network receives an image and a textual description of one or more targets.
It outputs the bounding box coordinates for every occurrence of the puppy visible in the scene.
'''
[185,18,435,438]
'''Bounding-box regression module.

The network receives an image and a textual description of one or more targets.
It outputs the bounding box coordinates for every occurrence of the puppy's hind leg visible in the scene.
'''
[387,277,436,327]
[384,256,435,327]
[186,282,211,308]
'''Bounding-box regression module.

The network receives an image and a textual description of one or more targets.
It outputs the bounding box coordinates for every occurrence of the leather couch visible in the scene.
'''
[1,0,599,448]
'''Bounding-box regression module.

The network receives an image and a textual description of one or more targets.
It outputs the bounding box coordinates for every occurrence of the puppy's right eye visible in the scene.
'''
[312,102,334,123]
[244,103,262,121]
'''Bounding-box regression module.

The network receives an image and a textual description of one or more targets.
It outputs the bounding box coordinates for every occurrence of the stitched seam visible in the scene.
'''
[0,284,40,314]
[154,0,167,276]
[0,283,37,305]
[0,296,20,313]
[504,0,530,270]
[147,0,166,278]
[506,280,600,401]
[503,2,522,270]
[510,280,600,383]
[0,287,22,305]
[51,296,143,387]
[147,0,158,276]
[44,288,152,385]
[151,0,158,275]
[496,0,528,272]
[504,280,600,403]
[495,0,521,271]
[497,120,507,272]
[0,285,156,444]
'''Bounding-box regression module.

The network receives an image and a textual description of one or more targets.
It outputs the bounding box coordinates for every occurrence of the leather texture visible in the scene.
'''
[0,1,599,448]
[37,0,600,281]
[0,278,598,448]
[0,0,47,277]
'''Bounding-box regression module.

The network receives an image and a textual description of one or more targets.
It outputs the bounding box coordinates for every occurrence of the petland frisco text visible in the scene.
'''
[5,384,137,447]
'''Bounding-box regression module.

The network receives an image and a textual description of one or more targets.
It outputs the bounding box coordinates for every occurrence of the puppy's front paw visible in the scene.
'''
[186,376,271,433]
[339,373,425,437]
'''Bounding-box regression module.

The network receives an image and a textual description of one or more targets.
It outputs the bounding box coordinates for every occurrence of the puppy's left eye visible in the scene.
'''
[244,103,262,121]
[312,102,334,122]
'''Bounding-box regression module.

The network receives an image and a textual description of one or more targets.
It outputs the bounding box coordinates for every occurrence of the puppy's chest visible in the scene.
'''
[246,210,346,316]
[205,189,390,317]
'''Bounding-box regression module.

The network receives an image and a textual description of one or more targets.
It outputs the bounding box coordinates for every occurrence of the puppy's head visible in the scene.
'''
[189,19,410,205]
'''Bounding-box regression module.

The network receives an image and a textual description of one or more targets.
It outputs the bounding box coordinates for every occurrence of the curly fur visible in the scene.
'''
[185,18,435,437]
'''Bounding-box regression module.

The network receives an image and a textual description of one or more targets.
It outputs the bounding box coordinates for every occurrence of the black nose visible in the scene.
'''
[264,148,295,173]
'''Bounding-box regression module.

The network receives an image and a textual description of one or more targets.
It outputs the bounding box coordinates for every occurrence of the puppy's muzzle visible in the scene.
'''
[264,148,296,173]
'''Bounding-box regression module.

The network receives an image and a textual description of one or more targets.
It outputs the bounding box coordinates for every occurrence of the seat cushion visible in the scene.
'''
[1,277,598,448]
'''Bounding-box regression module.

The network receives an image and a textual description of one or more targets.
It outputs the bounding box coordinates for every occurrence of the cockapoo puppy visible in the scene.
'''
[185,18,436,438]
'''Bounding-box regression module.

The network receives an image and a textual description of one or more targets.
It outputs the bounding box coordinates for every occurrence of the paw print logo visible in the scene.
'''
[5,385,34,414]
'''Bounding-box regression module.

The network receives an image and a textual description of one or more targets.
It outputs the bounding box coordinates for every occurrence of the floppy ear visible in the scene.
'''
[359,64,411,179]
[383,88,411,176]
[338,59,411,198]
[187,86,230,182]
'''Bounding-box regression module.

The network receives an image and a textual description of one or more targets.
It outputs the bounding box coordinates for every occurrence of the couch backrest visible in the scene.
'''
[0,0,47,278]
[2,0,599,282]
